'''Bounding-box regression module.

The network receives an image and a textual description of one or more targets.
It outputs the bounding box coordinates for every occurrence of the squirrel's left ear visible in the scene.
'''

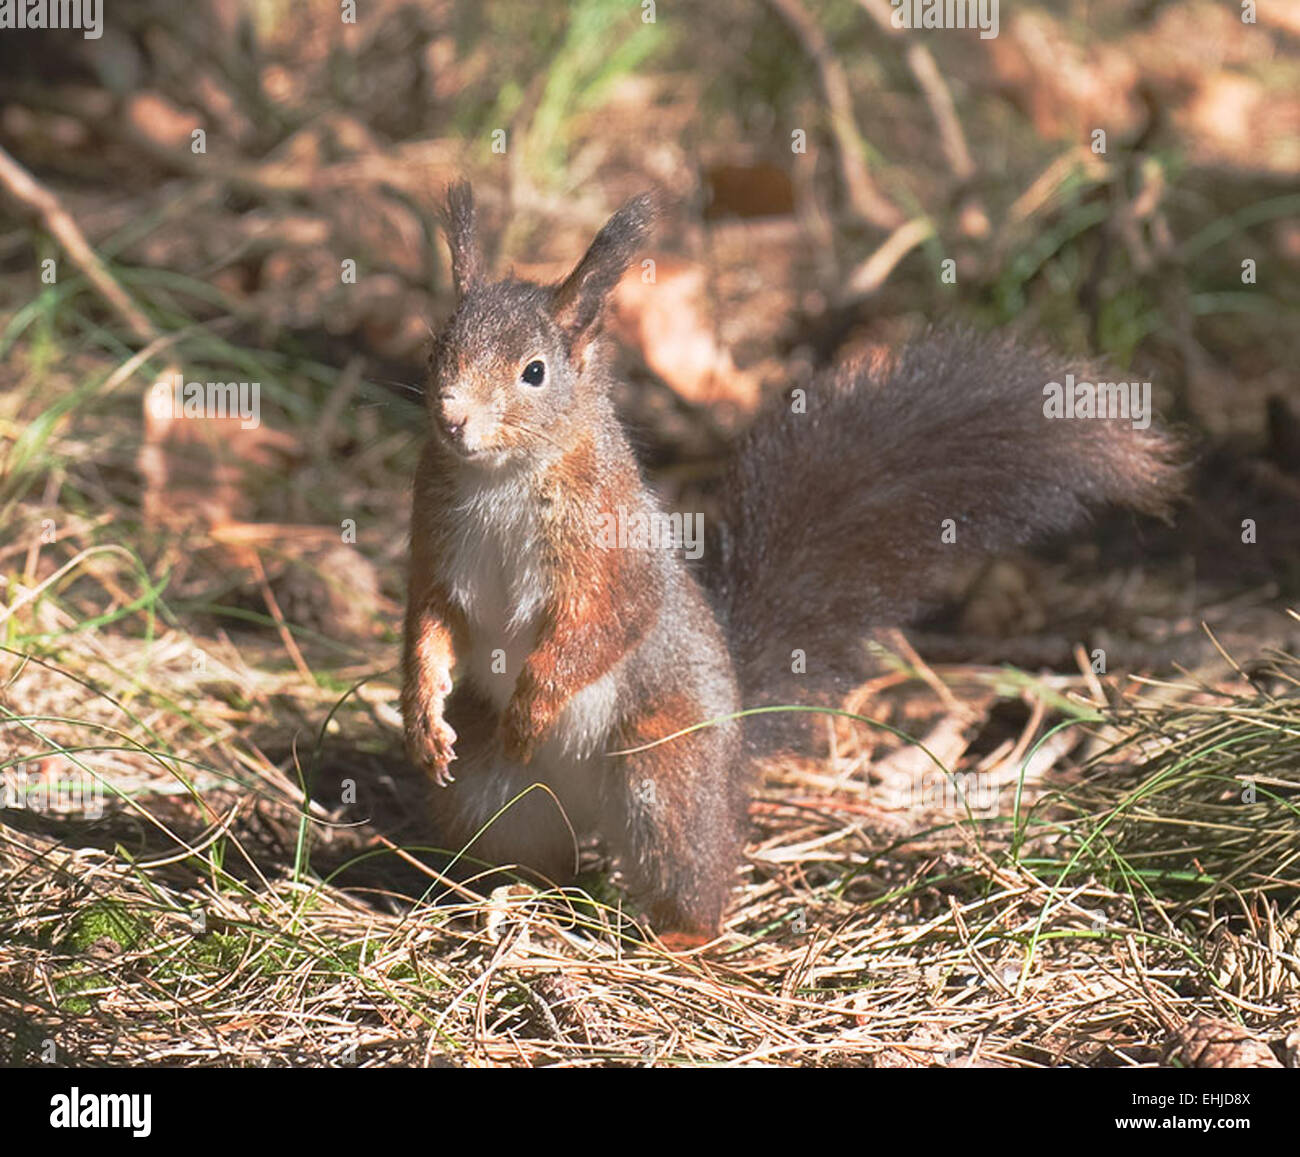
[443,181,483,302]
[552,193,657,350]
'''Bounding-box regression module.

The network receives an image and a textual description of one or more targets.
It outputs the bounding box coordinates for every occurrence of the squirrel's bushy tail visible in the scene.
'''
[710,327,1181,732]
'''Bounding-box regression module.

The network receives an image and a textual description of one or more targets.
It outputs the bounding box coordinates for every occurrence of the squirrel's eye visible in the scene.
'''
[521,359,546,387]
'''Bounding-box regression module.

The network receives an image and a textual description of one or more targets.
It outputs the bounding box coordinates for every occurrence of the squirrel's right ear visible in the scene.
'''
[551,192,657,350]
[443,181,483,301]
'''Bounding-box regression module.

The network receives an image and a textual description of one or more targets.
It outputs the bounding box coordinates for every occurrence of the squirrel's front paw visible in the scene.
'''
[406,711,458,786]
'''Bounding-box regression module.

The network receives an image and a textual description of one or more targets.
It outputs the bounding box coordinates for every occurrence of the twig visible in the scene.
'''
[0,544,141,627]
[0,143,157,344]
[765,0,904,230]
[842,215,935,298]
[856,0,977,182]
[246,549,316,687]
[1007,146,1110,226]
[880,627,969,719]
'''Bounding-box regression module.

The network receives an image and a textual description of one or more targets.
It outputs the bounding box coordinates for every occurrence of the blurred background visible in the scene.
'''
[1,0,1297,598]
[2,0,1298,575]
[1,0,1298,772]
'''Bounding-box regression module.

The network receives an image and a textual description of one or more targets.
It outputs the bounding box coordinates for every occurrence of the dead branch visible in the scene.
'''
[857,0,977,183]
[0,143,157,345]
[765,0,904,230]
[843,215,935,298]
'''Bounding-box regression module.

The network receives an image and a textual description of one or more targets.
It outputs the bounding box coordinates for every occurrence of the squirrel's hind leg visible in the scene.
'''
[603,697,747,938]
[428,689,587,887]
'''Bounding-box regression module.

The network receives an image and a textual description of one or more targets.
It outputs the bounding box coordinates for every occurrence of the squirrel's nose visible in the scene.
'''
[438,391,469,441]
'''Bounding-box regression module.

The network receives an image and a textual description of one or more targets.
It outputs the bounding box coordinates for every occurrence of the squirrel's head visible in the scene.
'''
[426,182,656,466]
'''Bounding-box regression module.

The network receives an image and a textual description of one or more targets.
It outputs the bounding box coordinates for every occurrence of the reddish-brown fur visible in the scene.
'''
[502,439,665,762]
[402,463,469,785]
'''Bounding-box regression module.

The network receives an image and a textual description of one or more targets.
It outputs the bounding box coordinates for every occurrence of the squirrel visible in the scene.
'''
[402,183,1181,939]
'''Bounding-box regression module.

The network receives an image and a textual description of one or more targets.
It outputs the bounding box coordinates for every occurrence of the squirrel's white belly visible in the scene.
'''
[548,669,620,761]
[447,539,543,711]
[443,474,547,712]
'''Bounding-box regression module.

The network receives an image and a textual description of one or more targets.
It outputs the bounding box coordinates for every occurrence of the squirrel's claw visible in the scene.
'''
[407,712,458,788]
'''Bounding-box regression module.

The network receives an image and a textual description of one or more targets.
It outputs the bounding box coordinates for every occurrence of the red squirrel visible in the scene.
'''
[402,183,1180,938]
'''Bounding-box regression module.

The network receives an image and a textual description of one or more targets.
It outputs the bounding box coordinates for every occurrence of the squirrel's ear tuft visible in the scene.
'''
[552,192,657,348]
[444,181,483,301]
